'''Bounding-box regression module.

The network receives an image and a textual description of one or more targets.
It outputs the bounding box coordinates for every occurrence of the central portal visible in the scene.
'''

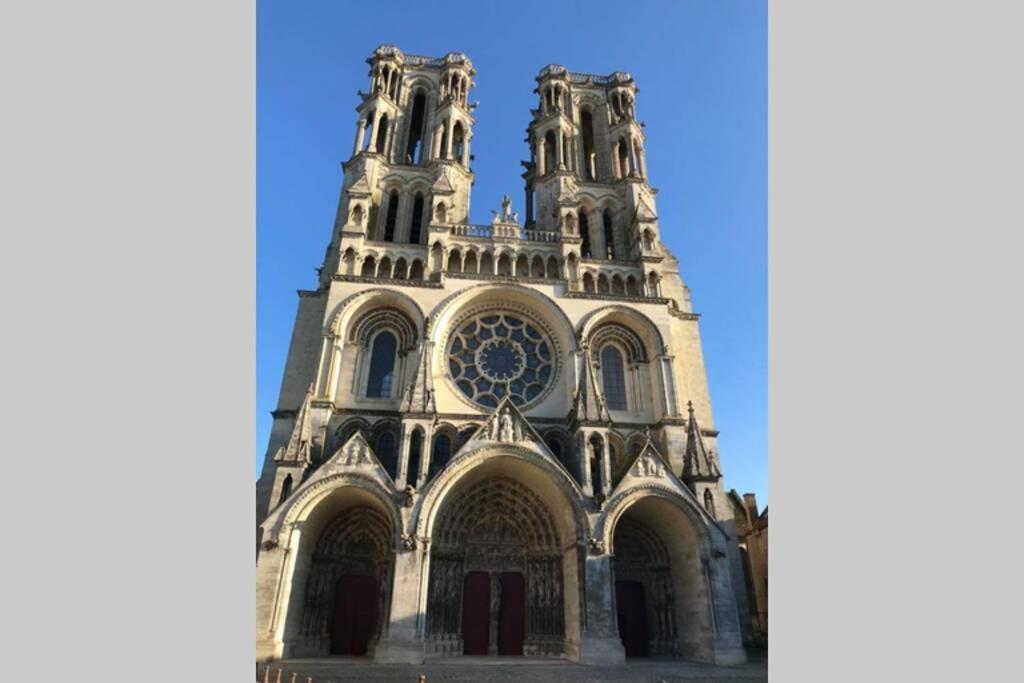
[460,571,526,655]
[426,476,565,657]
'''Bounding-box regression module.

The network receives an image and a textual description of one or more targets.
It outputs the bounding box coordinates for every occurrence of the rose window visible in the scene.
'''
[447,312,555,408]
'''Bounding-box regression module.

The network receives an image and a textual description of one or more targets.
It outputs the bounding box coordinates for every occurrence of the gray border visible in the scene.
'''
[6,2,1023,680]
[2,1,254,680]
[772,1,1024,679]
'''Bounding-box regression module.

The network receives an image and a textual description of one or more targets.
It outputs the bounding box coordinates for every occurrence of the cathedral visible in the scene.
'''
[256,45,752,667]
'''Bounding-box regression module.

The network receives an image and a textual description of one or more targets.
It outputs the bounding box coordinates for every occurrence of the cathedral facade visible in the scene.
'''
[256,45,751,667]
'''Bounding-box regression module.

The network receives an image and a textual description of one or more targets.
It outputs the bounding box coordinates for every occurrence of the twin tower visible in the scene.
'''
[321,44,668,297]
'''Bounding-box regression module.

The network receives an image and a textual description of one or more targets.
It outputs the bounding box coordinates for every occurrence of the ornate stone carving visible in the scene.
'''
[261,539,278,552]
[402,485,416,508]
[401,533,417,551]
[588,538,607,555]
[633,452,666,478]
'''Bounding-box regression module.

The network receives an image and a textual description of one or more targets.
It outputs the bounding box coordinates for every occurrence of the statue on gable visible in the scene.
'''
[501,194,512,221]
[499,408,515,442]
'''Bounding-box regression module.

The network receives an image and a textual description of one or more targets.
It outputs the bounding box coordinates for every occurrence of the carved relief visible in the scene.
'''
[632,452,666,478]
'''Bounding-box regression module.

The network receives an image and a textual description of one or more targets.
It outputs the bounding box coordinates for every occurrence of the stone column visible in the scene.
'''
[657,355,680,417]
[396,425,413,489]
[444,117,454,160]
[313,334,334,398]
[461,134,471,167]
[576,551,626,665]
[600,433,612,497]
[375,542,427,663]
[578,431,593,497]
[353,118,367,157]
[557,130,565,169]
[368,111,383,151]
[488,572,501,655]
[537,136,546,176]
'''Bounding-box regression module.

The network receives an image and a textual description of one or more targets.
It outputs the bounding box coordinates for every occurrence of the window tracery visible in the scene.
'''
[446,310,557,409]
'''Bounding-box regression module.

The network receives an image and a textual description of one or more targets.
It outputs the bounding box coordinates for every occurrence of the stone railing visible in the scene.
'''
[447,224,560,243]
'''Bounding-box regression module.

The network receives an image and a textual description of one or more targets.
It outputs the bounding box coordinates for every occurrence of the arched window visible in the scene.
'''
[409,193,425,244]
[365,331,397,398]
[376,431,398,480]
[453,123,465,164]
[704,489,716,519]
[546,438,563,465]
[601,345,627,411]
[360,256,376,278]
[375,114,389,154]
[581,110,596,180]
[589,435,604,497]
[405,92,427,164]
[429,434,451,480]
[544,130,556,176]
[580,212,592,258]
[382,190,399,242]
[278,473,292,506]
[407,430,423,486]
[362,111,375,151]
[603,209,616,260]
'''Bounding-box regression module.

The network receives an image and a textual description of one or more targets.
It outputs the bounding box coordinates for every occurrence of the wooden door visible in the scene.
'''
[461,571,490,655]
[616,580,649,657]
[330,574,378,655]
[498,572,525,655]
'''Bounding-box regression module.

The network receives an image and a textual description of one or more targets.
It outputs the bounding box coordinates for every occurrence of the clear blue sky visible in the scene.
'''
[257,0,767,507]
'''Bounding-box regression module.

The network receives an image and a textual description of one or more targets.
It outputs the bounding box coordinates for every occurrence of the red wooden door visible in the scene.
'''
[498,572,525,655]
[330,574,378,655]
[461,571,490,655]
[616,580,649,657]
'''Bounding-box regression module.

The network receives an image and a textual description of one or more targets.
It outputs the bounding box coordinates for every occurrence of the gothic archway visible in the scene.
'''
[425,476,565,657]
[613,517,677,657]
[298,506,394,656]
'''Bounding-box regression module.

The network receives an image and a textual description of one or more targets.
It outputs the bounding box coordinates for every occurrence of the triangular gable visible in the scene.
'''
[454,397,573,479]
[574,353,611,423]
[609,434,722,530]
[275,384,313,465]
[400,343,436,414]
[682,401,721,480]
[318,431,391,479]
[431,169,455,195]
[346,174,372,197]
[635,195,658,222]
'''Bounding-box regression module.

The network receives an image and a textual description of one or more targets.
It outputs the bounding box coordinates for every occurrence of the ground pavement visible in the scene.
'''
[258,656,768,683]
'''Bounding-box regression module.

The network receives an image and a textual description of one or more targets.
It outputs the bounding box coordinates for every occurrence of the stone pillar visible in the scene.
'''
[461,134,471,167]
[375,543,427,663]
[353,118,367,157]
[657,355,680,417]
[396,425,413,489]
[576,552,626,665]
[488,572,501,655]
[557,130,565,169]
[444,117,454,160]
[384,118,397,161]
[600,434,612,497]
[701,545,748,665]
[578,431,593,497]
[537,136,546,176]
[368,111,383,152]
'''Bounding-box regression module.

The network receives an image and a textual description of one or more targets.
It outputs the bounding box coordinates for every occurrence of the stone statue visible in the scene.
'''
[488,417,499,442]
[499,409,515,442]
[501,194,512,220]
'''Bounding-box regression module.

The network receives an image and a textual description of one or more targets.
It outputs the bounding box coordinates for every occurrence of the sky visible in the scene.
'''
[257,0,767,507]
